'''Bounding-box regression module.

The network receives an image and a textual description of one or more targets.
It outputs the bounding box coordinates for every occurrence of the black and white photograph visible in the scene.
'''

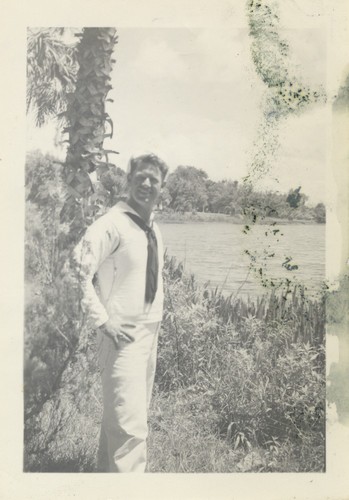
[1,0,349,497]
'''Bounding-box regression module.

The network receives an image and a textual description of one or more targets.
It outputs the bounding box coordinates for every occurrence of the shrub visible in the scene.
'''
[24,154,326,472]
[156,255,326,470]
[24,151,101,471]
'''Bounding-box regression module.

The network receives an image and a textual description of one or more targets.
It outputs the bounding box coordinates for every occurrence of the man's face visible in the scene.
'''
[128,163,163,210]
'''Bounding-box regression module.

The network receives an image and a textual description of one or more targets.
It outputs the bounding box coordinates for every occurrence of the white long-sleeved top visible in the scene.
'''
[73,201,164,328]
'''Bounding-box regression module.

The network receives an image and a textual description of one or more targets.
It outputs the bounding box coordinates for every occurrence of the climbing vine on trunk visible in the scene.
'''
[61,28,118,228]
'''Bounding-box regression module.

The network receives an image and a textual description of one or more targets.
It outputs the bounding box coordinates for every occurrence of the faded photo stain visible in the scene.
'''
[246,0,348,427]
[327,66,349,426]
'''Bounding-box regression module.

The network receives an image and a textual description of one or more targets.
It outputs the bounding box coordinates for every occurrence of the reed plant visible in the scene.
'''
[152,254,326,471]
[24,155,326,471]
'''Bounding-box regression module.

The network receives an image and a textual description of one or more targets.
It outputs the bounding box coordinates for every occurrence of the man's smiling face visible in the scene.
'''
[127,163,163,212]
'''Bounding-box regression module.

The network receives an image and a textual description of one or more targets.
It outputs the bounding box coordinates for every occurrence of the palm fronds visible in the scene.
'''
[27,28,79,126]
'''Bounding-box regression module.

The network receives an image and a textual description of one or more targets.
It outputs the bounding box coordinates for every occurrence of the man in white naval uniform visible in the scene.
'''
[74,154,168,472]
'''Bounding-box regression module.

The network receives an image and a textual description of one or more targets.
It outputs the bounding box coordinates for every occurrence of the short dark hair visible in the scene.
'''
[127,154,169,182]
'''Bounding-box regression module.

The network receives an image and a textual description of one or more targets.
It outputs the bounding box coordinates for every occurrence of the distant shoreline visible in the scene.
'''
[155,211,325,225]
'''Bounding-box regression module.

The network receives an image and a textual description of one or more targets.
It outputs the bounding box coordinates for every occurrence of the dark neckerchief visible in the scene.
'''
[124,211,159,305]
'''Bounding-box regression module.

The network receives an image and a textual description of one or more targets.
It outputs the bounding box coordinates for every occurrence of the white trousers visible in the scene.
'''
[96,321,160,473]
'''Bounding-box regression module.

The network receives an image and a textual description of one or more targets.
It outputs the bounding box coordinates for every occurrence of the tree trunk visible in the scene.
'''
[61,28,118,233]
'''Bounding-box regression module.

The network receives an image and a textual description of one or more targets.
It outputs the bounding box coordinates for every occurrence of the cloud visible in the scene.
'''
[279,105,327,163]
[194,28,251,83]
[111,110,254,183]
[131,38,187,79]
[256,106,327,203]
[278,1,326,89]
[128,27,253,85]
[283,28,327,88]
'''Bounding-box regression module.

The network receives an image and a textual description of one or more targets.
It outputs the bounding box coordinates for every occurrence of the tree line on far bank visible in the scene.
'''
[95,163,326,223]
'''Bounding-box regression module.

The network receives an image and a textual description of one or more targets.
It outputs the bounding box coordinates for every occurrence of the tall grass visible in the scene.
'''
[24,152,326,472]
[203,283,325,345]
[150,254,326,472]
[24,252,326,472]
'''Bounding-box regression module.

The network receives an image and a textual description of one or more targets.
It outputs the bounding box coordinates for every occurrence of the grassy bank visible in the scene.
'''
[155,210,324,225]
[148,256,325,472]
[24,253,326,473]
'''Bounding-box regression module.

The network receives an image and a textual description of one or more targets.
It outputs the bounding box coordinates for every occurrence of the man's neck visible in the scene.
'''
[126,198,152,225]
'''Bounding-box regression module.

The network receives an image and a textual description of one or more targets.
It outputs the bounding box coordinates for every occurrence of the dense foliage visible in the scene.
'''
[27,28,78,127]
[163,165,325,222]
[150,257,325,472]
[24,151,326,472]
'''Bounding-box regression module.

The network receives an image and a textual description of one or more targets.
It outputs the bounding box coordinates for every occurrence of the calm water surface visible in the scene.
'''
[159,222,326,298]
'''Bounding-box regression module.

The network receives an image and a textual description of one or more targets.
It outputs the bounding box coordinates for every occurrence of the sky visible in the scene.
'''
[26,0,329,204]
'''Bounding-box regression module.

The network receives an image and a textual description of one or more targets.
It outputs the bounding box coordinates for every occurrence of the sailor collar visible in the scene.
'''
[116,200,155,227]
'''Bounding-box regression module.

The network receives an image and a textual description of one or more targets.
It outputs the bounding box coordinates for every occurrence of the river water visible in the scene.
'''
[158,222,326,298]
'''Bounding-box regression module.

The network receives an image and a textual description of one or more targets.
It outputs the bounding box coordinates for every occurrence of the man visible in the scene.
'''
[74,153,168,472]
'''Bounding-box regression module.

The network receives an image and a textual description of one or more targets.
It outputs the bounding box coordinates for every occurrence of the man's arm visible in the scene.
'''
[73,215,135,346]
[73,215,119,329]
